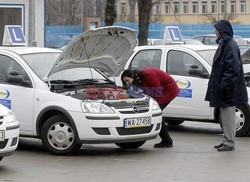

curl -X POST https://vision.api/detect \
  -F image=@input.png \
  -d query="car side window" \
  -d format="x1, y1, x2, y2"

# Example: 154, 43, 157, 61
204, 37, 217, 45
0, 54, 32, 87
129, 49, 162, 69
167, 50, 208, 78
194, 37, 203, 43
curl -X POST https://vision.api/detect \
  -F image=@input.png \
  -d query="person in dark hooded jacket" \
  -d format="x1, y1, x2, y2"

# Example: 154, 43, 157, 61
205, 20, 248, 151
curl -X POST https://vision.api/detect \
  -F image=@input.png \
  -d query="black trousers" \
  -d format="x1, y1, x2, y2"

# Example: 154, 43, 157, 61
159, 102, 173, 144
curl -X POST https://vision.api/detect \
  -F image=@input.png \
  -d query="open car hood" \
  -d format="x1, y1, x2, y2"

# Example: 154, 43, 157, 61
48, 26, 136, 77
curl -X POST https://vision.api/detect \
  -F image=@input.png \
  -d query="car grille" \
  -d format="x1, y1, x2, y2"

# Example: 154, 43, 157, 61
118, 107, 149, 114
105, 99, 149, 108
105, 99, 150, 114
0, 139, 8, 149
0, 116, 3, 125
116, 125, 153, 135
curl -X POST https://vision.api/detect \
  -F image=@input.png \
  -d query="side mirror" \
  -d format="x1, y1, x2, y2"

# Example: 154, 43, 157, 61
7, 70, 24, 84
188, 65, 209, 78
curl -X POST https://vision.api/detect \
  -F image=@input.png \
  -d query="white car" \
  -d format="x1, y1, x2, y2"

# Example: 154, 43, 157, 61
193, 34, 247, 45
0, 103, 19, 161
117, 44, 250, 137
0, 26, 162, 155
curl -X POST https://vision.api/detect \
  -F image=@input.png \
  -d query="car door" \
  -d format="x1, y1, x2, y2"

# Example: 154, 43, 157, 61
0, 54, 34, 131
164, 49, 213, 119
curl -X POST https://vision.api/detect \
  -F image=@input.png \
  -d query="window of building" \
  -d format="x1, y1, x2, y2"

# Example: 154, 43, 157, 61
155, 3, 161, 14
0, 5, 24, 45
202, 2, 207, 14
164, 2, 170, 14
211, 1, 217, 13
183, 2, 188, 14
192, 2, 198, 13
230, 1, 236, 13
219, 0, 224, 13
121, 3, 126, 15
240, 0, 246, 13
174, 2, 179, 14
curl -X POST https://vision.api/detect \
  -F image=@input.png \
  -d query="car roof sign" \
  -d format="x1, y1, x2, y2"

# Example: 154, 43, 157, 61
2, 25, 27, 46
163, 26, 183, 44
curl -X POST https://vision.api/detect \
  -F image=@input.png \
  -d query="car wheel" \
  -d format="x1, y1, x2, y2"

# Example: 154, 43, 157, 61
0, 157, 3, 161
41, 115, 81, 155
115, 141, 146, 149
165, 119, 184, 126
235, 104, 250, 137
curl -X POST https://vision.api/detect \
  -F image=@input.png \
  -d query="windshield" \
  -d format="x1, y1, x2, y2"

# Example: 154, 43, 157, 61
196, 50, 216, 66
49, 67, 108, 82
21, 52, 61, 79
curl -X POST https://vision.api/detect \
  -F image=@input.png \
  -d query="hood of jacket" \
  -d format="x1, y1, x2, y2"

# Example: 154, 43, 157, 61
214, 20, 234, 42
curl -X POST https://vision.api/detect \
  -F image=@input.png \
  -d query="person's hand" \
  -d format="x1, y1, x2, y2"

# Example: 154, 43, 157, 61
116, 90, 129, 99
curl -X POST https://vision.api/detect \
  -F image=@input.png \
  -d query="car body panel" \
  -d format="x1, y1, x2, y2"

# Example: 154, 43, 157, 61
50, 26, 137, 77
0, 104, 19, 159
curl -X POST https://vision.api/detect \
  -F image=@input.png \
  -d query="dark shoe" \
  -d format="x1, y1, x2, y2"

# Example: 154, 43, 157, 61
217, 144, 235, 152
154, 142, 173, 148
214, 143, 223, 149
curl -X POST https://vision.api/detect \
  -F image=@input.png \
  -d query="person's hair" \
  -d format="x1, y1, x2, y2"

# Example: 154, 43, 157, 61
121, 69, 143, 87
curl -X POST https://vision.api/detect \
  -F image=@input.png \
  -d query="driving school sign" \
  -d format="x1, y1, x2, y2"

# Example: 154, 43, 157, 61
163, 26, 183, 44
2, 25, 27, 46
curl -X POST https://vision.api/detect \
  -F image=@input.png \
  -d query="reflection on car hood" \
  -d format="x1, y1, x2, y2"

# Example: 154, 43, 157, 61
48, 26, 136, 77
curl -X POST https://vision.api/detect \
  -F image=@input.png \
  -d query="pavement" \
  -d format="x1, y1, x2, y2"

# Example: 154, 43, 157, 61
1, 121, 250, 182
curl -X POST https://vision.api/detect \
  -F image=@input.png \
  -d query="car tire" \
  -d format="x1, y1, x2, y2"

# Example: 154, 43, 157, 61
235, 104, 250, 137
115, 141, 146, 149
0, 157, 3, 161
41, 114, 81, 155
165, 119, 184, 126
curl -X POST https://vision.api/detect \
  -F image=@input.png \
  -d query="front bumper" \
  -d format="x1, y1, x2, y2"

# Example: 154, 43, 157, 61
70, 110, 162, 144
0, 123, 19, 157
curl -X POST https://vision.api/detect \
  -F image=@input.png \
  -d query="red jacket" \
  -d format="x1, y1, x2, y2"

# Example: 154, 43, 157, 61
140, 67, 180, 104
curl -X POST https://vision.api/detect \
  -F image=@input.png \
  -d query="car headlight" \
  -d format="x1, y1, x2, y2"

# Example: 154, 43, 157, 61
81, 102, 114, 114
152, 99, 160, 111
5, 110, 17, 123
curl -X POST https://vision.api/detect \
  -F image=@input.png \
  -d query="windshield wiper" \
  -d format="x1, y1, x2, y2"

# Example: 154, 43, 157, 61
48, 80, 75, 84
73, 78, 115, 84
73, 79, 99, 83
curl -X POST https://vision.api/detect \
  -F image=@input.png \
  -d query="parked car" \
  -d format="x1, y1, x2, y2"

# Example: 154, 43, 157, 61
115, 44, 250, 137
0, 26, 162, 155
0, 103, 19, 161
193, 34, 247, 46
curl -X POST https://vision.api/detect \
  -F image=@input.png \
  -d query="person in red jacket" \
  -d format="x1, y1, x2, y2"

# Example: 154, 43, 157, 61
121, 67, 180, 148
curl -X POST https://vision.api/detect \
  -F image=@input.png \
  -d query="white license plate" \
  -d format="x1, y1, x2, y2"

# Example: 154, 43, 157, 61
0, 130, 5, 141
124, 117, 151, 128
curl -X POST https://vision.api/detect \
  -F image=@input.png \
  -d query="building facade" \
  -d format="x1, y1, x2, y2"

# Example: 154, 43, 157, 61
116, 0, 250, 24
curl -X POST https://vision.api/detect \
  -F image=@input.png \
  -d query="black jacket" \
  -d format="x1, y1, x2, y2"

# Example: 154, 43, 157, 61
205, 20, 248, 107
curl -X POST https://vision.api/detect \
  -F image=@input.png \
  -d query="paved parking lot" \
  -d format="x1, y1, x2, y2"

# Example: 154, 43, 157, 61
1, 121, 250, 182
